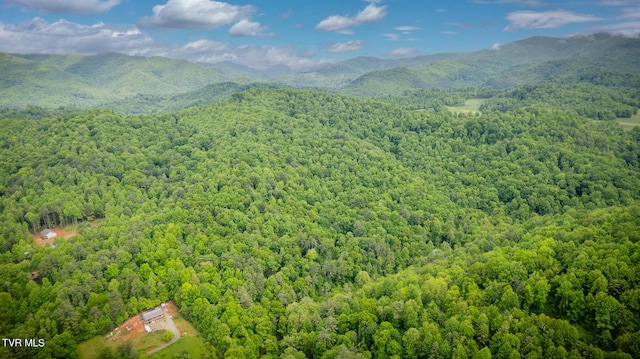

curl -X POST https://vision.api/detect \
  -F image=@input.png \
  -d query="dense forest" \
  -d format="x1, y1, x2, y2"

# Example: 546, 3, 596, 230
1, 85, 640, 358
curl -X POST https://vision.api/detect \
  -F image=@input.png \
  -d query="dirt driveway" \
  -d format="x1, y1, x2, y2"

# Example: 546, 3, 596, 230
145, 307, 180, 355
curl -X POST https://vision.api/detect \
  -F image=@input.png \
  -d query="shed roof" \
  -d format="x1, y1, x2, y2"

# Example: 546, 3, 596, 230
41, 229, 55, 236
141, 308, 164, 322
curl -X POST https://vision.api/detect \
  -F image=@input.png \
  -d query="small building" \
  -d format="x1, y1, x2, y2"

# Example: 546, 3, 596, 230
141, 307, 165, 324
41, 229, 57, 240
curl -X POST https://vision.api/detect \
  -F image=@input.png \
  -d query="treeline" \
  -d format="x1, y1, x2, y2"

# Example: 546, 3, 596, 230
0, 89, 639, 358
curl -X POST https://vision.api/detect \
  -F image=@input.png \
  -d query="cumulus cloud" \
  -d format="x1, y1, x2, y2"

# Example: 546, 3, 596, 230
316, 15, 355, 32
0, 17, 323, 70
327, 40, 364, 53
353, 4, 387, 23
229, 19, 272, 37
138, 0, 256, 29
0, 17, 156, 55
504, 10, 602, 31
4, 0, 120, 14
383, 47, 421, 59
316, 4, 387, 32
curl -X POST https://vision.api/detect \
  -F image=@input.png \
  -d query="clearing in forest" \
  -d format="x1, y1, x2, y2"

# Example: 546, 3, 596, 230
617, 109, 640, 130
33, 219, 102, 246
445, 98, 486, 114
78, 302, 213, 359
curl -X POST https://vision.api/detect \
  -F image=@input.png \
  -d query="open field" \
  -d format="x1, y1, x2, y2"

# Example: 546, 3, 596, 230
617, 110, 640, 130
446, 98, 487, 114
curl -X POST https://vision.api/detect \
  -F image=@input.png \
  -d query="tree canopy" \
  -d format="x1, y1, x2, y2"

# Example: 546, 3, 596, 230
1, 88, 639, 358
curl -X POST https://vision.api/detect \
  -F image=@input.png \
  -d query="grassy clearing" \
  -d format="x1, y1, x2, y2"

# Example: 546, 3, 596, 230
617, 110, 640, 130
79, 331, 169, 359
148, 336, 213, 359
146, 315, 214, 358
446, 98, 487, 114
78, 336, 107, 359
79, 311, 214, 359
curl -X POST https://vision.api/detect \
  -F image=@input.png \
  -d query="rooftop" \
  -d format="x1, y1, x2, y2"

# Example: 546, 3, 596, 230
141, 307, 164, 322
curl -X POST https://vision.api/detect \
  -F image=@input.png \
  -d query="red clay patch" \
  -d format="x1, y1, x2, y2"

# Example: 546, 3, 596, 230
33, 227, 76, 246
33, 220, 102, 246
108, 312, 146, 343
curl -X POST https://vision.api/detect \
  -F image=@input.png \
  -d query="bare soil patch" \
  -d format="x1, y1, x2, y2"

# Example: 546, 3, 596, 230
33, 226, 76, 246
33, 219, 103, 246
107, 312, 146, 343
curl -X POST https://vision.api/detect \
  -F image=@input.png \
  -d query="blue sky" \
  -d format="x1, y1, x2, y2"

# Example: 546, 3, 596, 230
0, 0, 639, 69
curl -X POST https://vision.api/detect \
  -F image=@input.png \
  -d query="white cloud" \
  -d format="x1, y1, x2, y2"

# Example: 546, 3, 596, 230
383, 47, 421, 59
0, 17, 156, 55
180, 39, 229, 53
442, 31, 457, 35
354, 4, 388, 23
395, 26, 420, 31
504, 10, 602, 31
492, 43, 503, 50
229, 19, 272, 37
4, 0, 120, 14
316, 15, 356, 32
382, 26, 420, 42
327, 40, 364, 53
337, 29, 355, 35
316, 4, 388, 32
138, 0, 256, 29
0, 17, 324, 70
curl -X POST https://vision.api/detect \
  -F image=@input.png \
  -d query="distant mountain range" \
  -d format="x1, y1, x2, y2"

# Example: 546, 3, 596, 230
1, 33, 639, 108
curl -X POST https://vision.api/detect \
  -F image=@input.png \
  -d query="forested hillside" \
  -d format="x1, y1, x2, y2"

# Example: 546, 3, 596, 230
1, 88, 640, 358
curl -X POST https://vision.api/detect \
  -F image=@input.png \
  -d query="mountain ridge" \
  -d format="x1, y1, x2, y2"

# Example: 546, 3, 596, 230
2, 32, 639, 107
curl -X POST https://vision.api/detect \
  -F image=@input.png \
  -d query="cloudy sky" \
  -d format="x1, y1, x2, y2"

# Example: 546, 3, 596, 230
0, 0, 639, 70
